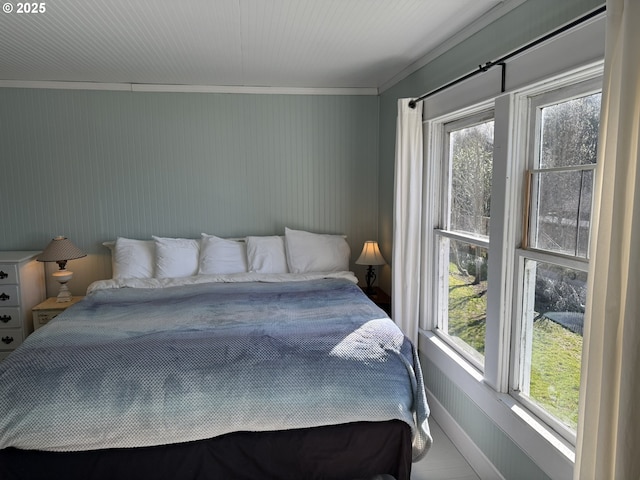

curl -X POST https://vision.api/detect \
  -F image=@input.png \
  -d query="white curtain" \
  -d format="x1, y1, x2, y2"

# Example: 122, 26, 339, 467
575, 0, 640, 478
392, 99, 423, 345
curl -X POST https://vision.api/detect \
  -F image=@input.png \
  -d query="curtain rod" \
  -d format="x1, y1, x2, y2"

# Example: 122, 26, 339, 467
408, 4, 606, 109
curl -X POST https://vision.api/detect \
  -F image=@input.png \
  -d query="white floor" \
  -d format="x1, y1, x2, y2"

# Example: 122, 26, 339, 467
411, 419, 480, 480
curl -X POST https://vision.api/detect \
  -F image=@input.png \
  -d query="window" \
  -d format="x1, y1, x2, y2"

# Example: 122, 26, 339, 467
526, 89, 600, 258
426, 70, 602, 445
512, 84, 601, 438
435, 112, 494, 369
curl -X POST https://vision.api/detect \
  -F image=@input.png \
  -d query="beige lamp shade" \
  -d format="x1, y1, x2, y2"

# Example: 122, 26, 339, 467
355, 241, 387, 266
37, 236, 86, 266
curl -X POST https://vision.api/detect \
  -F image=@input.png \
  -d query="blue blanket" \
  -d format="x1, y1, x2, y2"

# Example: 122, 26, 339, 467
0, 278, 431, 459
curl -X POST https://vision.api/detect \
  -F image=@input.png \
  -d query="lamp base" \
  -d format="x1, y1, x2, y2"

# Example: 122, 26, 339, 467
364, 265, 376, 295
52, 270, 74, 303
55, 285, 73, 303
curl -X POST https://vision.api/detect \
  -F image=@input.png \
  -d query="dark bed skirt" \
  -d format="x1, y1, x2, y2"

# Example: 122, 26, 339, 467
0, 420, 412, 480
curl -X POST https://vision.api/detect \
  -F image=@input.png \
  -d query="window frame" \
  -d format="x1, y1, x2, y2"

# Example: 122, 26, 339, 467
508, 77, 602, 443
424, 65, 603, 446
441, 110, 496, 239
434, 108, 495, 371
510, 249, 590, 443
523, 79, 602, 259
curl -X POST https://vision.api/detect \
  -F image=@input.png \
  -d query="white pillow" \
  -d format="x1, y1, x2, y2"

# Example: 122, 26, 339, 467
246, 236, 289, 274
112, 237, 155, 279
284, 227, 350, 273
199, 234, 248, 275
153, 236, 200, 278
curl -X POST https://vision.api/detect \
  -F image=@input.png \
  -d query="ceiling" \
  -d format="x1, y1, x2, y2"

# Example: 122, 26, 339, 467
0, 0, 515, 92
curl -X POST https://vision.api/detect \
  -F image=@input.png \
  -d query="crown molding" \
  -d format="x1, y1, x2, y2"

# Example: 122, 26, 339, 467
0, 80, 377, 96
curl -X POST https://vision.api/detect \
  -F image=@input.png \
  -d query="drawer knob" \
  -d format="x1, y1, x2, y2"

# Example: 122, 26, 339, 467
1, 336, 13, 345
0, 271, 7, 279
0, 315, 11, 323
0, 293, 9, 302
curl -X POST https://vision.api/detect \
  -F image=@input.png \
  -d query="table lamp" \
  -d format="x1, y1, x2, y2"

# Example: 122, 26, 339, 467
37, 236, 87, 302
355, 240, 387, 294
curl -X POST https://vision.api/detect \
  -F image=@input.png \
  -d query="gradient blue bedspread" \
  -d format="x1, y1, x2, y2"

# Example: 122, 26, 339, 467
0, 278, 431, 459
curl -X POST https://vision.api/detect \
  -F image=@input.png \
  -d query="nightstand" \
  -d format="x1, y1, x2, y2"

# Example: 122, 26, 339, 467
32, 296, 84, 330
362, 286, 391, 316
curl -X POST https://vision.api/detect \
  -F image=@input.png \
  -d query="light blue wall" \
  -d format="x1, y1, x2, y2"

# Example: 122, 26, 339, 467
379, 1, 604, 478
0, 89, 379, 291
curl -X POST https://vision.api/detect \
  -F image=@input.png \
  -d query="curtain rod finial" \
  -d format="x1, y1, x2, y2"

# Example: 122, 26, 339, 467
408, 99, 417, 109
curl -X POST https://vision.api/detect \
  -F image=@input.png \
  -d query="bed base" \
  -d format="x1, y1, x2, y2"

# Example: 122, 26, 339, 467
0, 420, 411, 480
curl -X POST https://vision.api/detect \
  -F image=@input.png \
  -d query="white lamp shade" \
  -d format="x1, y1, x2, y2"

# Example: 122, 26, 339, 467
355, 241, 386, 266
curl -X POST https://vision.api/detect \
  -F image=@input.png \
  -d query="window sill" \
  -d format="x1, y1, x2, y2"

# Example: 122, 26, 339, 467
418, 329, 575, 480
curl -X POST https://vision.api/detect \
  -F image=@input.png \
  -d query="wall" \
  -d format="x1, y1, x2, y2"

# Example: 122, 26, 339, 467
378, 0, 604, 478
0, 88, 379, 294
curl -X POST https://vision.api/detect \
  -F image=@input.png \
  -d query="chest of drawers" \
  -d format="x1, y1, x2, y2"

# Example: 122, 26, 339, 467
0, 251, 46, 361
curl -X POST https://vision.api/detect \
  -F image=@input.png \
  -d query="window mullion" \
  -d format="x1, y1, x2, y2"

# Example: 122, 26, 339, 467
484, 93, 518, 391
516, 248, 589, 271
434, 229, 489, 249
530, 164, 597, 174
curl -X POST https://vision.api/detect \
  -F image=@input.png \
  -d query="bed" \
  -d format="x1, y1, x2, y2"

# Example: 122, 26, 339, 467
0, 232, 432, 479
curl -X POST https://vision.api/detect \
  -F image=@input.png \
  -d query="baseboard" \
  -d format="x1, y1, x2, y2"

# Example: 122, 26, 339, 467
426, 388, 505, 480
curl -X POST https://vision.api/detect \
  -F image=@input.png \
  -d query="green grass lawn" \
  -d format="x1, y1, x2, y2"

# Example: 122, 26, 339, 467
529, 318, 582, 429
447, 268, 487, 356
447, 267, 582, 430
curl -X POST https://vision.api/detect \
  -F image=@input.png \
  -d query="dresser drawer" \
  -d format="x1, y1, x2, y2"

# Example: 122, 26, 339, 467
0, 285, 19, 306
0, 264, 18, 285
0, 307, 21, 328
0, 328, 23, 351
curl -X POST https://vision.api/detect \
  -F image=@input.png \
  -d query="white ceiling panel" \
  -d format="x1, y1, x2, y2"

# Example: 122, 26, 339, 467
0, 0, 510, 90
